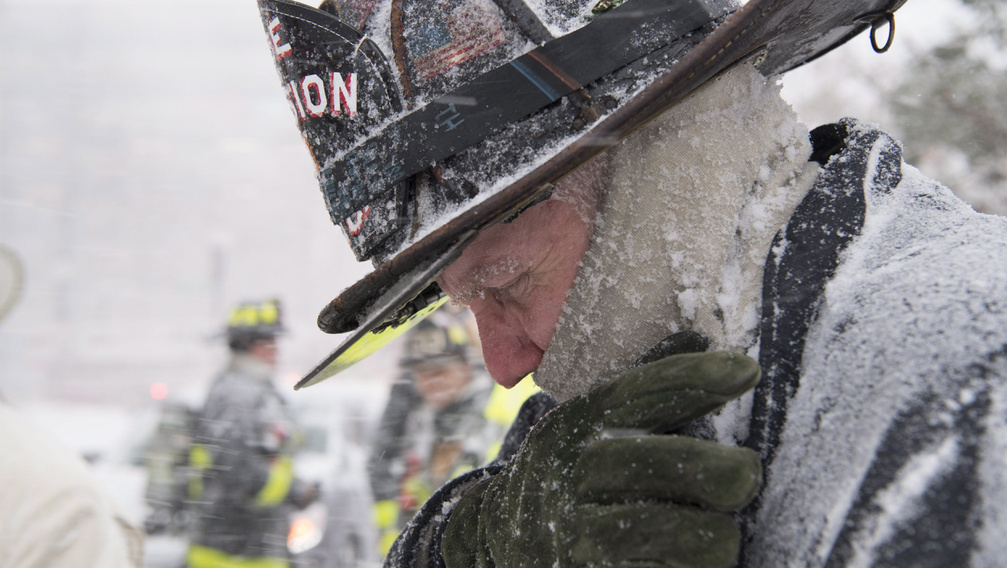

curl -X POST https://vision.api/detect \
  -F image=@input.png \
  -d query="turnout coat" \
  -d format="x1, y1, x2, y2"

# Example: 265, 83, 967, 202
187, 355, 301, 565
386, 120, 1007, 568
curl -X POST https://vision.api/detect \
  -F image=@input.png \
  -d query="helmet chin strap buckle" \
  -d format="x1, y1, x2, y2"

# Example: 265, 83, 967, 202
871, 12, 896, 53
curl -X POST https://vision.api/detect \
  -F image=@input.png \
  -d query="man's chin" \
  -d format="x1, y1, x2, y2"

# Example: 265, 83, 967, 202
477, 328, 547, 388
490, 373, 527, 389
485, 355, 540, 389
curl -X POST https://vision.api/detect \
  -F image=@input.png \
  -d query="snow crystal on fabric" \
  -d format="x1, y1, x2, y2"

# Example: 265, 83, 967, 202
748, 150, 1007, 566
535, 62, 817, 402
523, 0, 595, 37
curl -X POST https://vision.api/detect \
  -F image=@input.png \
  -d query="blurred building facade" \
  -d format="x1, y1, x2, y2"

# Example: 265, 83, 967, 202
0, 0, 376, 404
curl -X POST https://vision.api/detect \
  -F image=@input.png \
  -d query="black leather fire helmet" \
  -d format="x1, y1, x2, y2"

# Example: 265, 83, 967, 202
256, 0, 906, 388
226, 298, 286, 353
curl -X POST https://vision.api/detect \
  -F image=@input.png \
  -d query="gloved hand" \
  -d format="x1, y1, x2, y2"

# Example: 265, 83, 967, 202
442, 352, 762, 568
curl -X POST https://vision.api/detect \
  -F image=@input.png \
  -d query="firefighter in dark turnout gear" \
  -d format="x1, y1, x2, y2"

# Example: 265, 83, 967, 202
186, 299, 316, 568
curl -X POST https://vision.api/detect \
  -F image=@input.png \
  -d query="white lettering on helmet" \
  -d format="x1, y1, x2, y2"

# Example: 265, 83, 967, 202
301, 74, 328, 117
289, 73, 359, 122
345, 206, 371, 236
287, 80, 307, 120
331, 72, 358, 117
268, 17, 293, 61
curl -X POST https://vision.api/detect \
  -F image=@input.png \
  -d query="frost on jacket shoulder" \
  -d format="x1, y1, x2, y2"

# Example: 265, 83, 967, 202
747, 118, 1007, 567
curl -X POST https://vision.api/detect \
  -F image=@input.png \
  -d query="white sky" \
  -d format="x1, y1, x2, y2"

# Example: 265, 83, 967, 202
783, 0, 977, 127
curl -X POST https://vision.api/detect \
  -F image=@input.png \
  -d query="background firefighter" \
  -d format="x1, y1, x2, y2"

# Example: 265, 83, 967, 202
186, 299, 317, 568
368, 310, 538, 556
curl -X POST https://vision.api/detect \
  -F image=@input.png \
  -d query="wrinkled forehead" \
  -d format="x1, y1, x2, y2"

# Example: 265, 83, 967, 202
457, 152, 609, 259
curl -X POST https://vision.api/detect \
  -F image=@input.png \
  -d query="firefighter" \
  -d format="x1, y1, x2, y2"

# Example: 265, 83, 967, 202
186, 299, 316, 568
368, 312, 537, 556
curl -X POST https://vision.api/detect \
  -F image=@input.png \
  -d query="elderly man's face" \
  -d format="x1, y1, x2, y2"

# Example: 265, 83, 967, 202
437, 160, 605, 387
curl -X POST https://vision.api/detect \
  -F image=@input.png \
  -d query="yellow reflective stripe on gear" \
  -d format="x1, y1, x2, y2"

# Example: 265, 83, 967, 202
450, 463, 474, 479
229, 305, 257, 327
446, 322, 468, 346
188, 444, 213, 499
374, 499, 399, 529
485, 440, 504, 463
228, 299, 279, 328
402, 476, 433, 506
378, 528, 399, 556
374, 500, 401, 555
187, 544, 289, 568
259, 301, 279, 324
483, 378, 540, 426
190, 444, 213, 468
483, 379, 541, 462
301, 296, 449, 387
226, 300, 277, 326
189, 477, 204, 500
255, 456, 294, 506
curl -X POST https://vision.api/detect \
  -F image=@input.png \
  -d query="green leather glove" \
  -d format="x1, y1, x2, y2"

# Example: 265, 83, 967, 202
442, 352, 762, 568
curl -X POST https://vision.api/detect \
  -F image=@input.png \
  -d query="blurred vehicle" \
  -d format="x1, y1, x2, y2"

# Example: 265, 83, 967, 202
286, 381, 384, 568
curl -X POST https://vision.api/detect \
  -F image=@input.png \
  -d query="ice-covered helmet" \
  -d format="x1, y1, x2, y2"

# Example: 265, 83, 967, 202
256, 0, 906, 388
226, 298, 286, 352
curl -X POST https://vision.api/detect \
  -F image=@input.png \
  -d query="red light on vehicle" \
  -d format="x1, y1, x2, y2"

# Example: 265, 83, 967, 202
288, 516, 322, 553
150, 382, 169, 400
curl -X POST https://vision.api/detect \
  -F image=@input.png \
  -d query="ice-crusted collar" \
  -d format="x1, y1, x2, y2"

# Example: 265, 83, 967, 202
534, 62, 819, 403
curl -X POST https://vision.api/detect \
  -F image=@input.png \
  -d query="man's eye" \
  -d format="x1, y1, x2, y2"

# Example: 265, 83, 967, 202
492, 273, 530, 304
